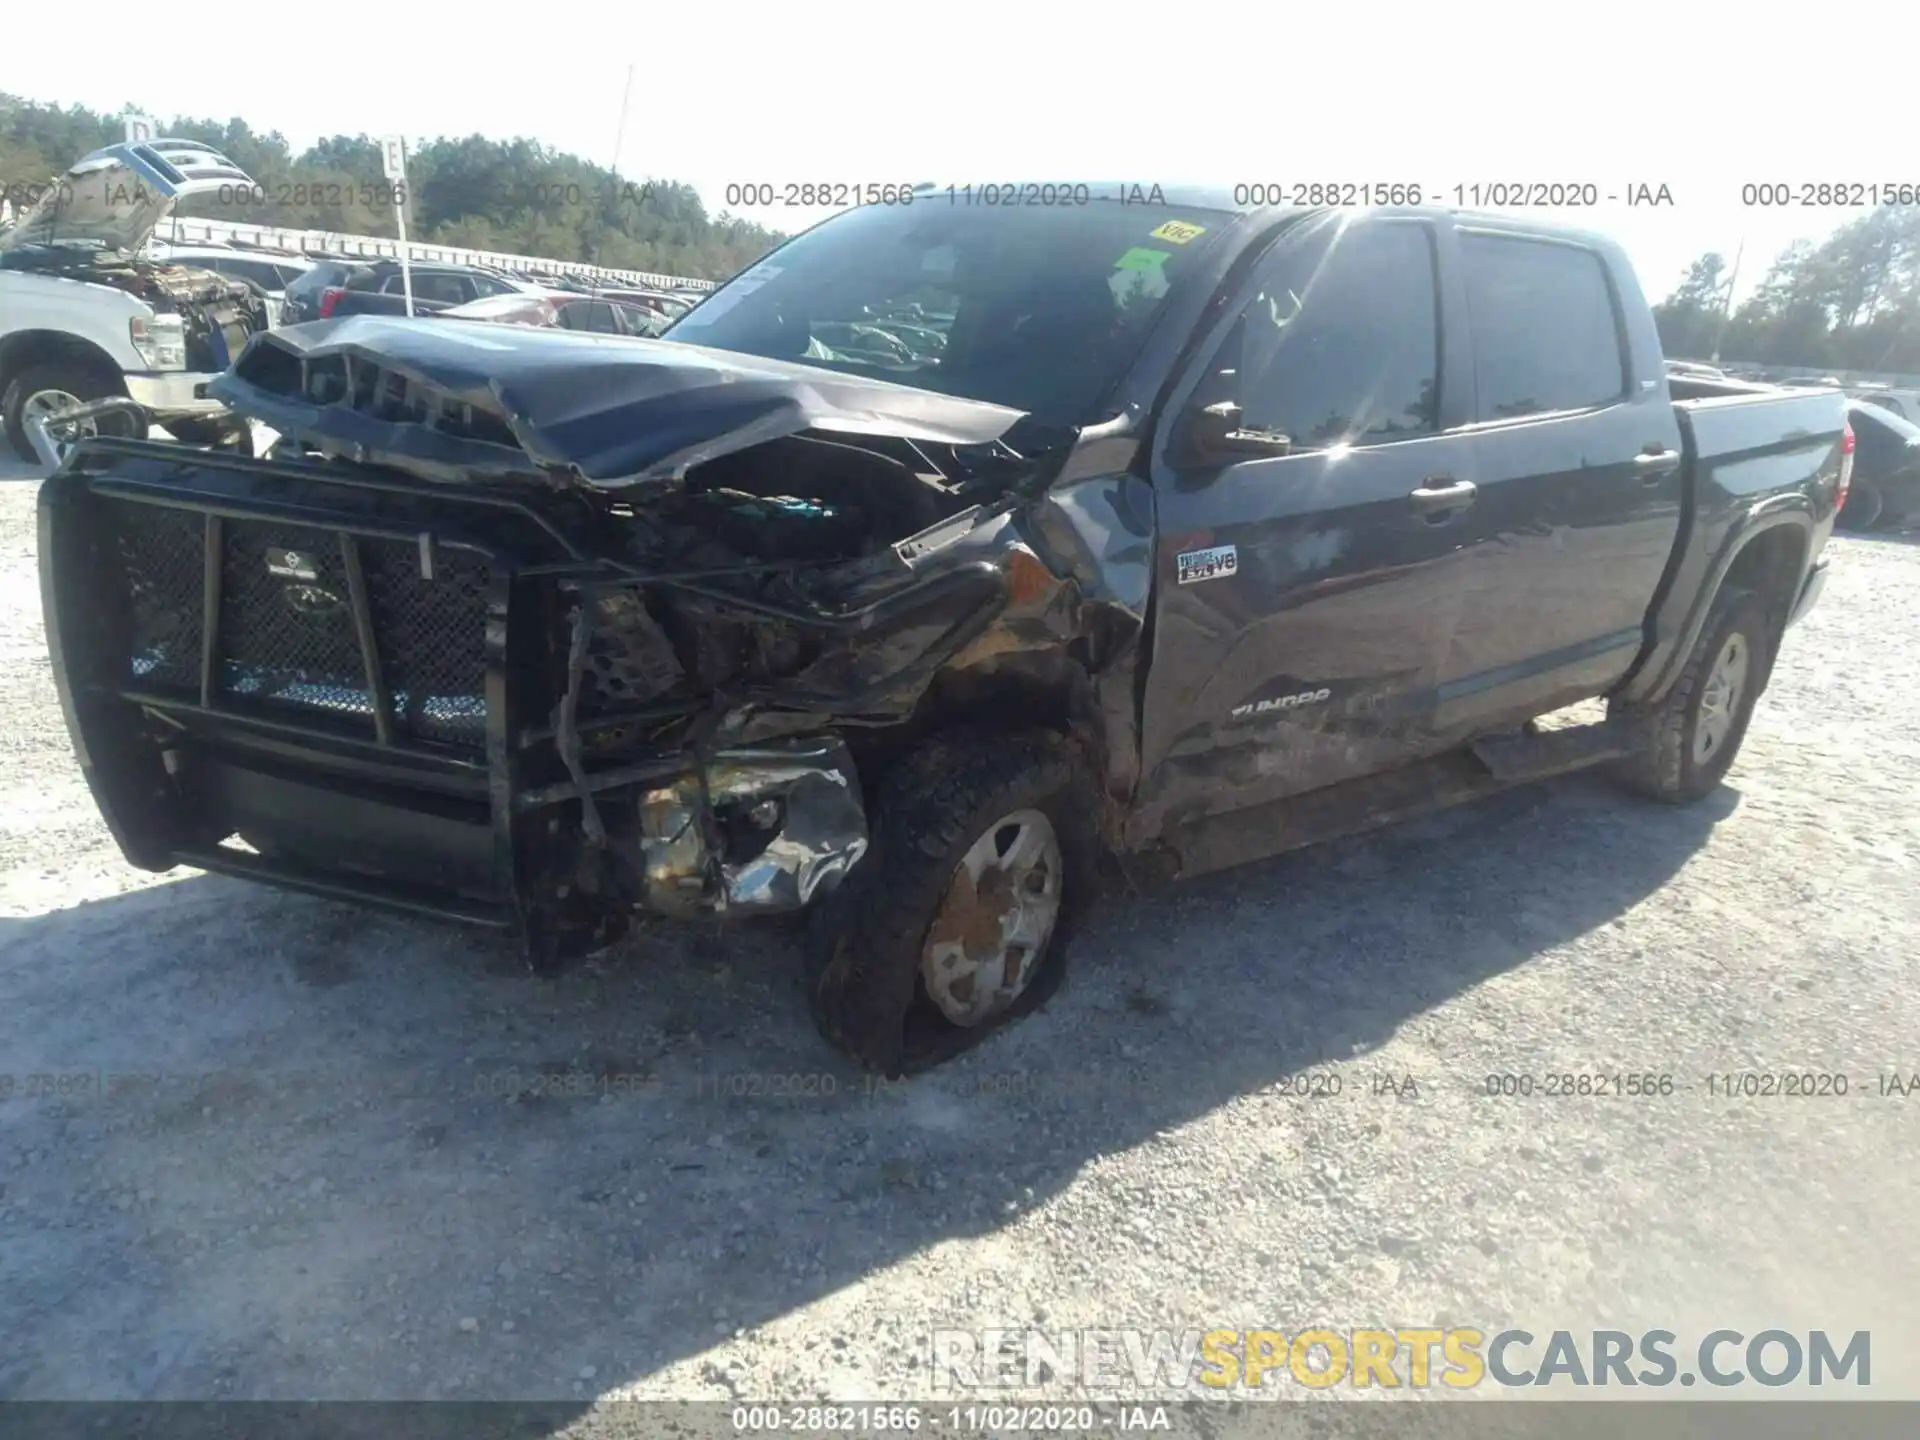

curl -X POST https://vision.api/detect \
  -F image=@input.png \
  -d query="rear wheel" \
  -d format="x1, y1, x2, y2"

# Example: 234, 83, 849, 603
1610, 586, 1772, 803
2, 361, 135, 463
805, 730, 1098, 1075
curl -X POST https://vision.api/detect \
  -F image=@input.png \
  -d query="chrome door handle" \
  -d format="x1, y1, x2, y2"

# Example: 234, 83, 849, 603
1635, 448, 1681, 482
1409, 478, 1478, 515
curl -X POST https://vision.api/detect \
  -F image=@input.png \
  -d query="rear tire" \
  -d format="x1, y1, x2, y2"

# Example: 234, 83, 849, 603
805, 729, 1099, 1075
2, 360, 133, 462
1610, 586, 1772, 804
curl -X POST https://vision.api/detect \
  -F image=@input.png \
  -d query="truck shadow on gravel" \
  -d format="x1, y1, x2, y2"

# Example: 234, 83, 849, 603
0, 771, 1734, 1404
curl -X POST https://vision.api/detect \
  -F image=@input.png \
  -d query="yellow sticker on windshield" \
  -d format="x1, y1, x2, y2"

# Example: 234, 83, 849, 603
1150, 220, 1207, 244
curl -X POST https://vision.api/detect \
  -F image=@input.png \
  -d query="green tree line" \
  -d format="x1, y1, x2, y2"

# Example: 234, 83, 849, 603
0, 94, 786, 281
1654, 205, 1920, 372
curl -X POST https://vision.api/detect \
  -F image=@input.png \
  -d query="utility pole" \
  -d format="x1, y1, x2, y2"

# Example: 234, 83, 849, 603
1709, 237, 1744, 364
609, 63, 635, 181
592, 64, 636, 283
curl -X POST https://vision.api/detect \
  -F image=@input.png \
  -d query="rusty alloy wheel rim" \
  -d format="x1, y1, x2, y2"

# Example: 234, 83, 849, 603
919, 807, 1064, 1027
1693, 632, 1751, 766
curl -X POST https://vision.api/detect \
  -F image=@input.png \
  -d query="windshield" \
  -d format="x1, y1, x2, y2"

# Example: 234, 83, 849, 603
664, 199, 1233, 424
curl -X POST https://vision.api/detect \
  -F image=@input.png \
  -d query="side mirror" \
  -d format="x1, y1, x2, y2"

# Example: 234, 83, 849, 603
1179, 401, 1293, 464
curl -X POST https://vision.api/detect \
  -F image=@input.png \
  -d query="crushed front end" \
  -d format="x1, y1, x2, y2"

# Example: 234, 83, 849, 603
35, 323, 1103, 963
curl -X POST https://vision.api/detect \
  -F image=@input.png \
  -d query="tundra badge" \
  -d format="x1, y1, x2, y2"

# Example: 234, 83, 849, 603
1232, 688, 1332, 719
1176, 544, 1237, 585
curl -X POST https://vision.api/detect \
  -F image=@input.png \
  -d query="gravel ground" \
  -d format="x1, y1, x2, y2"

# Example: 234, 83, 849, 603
2, 448, 1917, 1411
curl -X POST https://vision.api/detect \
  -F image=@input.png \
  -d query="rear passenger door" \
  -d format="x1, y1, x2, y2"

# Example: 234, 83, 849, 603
1137, 213, 1482, 828
1436, 229, 1686, 738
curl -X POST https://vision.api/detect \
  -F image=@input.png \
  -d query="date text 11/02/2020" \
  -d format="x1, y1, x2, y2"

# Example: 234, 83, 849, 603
1483, 1072, 1920, 1098
716, 181, 1679, 208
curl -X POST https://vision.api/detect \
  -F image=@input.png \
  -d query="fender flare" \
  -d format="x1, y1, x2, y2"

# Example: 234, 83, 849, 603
1634, 505, 1816, 706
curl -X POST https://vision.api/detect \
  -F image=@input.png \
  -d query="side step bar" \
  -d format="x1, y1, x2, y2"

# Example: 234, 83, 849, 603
1163, 715, 1632, 881
1468, 714, 1635, 784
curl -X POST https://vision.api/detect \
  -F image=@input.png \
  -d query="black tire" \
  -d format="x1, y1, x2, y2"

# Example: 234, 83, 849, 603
164, 417, 234, 447
1836, 479, 1884, 532
805, 729, 1099, 1075
2, 360, 132, 462
1610, 586, 1772, 804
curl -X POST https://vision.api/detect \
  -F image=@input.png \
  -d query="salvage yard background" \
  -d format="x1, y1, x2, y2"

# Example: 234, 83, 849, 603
1, 446, 1917, 1402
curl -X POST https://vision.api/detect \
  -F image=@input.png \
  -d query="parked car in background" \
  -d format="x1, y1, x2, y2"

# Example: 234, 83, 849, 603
1848, 384, 1920, 425
38, 195, 1845, 1073
592, 287, 695, 321
277, 258, 369, 326
277, 260, 546, 323
435, 291, 668, 335
1776, 375, 1843, 388
1839, 398, 1920, 530
148, 243, 313, 326
0, 138, 269, 461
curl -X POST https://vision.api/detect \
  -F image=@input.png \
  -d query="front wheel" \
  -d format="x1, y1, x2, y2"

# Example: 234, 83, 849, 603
1610, 586, 1772, 803
805, 730, 1099, 1075
2, 361, 134, 463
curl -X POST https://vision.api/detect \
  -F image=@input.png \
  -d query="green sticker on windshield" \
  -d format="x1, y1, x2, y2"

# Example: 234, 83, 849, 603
1115, 246, 1171, 273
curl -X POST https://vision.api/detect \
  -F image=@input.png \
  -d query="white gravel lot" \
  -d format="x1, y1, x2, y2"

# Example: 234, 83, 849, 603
1, 447, 1917, 1413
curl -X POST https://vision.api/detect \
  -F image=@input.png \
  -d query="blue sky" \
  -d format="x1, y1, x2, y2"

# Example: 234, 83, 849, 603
6, 0, 1903, 304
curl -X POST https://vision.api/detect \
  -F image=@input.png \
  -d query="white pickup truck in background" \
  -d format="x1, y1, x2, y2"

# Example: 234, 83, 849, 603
0, 138, 270, 460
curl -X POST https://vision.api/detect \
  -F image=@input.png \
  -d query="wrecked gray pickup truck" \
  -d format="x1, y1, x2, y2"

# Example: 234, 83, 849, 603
38, 193, 1844, 1072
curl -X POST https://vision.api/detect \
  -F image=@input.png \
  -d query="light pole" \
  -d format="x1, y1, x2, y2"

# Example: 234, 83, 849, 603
1709, 237, 1744, 364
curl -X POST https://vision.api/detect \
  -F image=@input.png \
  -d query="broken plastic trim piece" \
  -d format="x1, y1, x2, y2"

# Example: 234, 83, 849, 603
638, 738, 868, 917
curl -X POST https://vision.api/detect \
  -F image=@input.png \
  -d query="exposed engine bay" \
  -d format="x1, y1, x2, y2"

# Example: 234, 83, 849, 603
0, 246, 268, 371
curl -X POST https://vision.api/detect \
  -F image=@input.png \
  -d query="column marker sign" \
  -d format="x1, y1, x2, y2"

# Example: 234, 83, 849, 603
381, 135, 415, 317
124, 115, 156, 145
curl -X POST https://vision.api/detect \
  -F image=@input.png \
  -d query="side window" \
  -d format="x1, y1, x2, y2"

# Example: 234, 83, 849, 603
1460, 234, 1625, 420
408, 272, 471, 305
1227, 220, 1440, 450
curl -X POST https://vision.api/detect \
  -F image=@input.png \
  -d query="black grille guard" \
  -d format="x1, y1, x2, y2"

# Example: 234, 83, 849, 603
36, 438, 596, 939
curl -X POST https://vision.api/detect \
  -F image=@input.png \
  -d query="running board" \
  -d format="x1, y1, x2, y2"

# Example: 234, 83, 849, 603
1162, 719, 1632, 882
1468, 715, 1635, 784
1164, 751, 1510, 880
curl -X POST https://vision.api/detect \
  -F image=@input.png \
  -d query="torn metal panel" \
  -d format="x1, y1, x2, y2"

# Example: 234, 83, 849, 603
637, 738, 869, 916
210, 317, 1028, 489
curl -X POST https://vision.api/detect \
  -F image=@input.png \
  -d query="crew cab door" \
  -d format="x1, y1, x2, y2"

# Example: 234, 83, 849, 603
1135, 212, 1480, 832
1434, 228, 1686, 737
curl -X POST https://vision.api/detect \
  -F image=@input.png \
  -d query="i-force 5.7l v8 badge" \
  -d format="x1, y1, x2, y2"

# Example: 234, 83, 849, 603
1176, 544, 1237, 585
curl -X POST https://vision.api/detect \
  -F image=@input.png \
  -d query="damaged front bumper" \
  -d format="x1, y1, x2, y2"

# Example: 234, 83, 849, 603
35, 438, 900, 960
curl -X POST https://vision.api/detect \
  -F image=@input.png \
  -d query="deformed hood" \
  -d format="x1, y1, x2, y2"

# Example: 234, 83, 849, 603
210, 315, 1029, 487
0, 139, 254, 256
